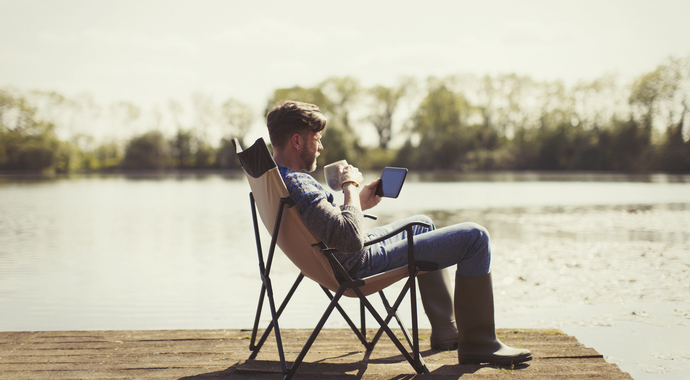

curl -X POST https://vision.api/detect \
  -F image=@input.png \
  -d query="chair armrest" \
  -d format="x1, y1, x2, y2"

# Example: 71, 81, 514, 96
364, 221, 432, 277
363, 222, 431, 246
320, 246, 365, 285
322, 220, 433, 283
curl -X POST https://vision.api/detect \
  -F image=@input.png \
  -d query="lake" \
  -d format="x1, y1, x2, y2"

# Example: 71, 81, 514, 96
1, 171, 689, 331
1, 171, 689, 379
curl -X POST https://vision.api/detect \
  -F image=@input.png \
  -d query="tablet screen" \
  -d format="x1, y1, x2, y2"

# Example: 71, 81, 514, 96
377, 167, 408, 198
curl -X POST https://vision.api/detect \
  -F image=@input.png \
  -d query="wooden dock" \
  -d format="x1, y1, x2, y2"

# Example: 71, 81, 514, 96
0, 328, 631, 379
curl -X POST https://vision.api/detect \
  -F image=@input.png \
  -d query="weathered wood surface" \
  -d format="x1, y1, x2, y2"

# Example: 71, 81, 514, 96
0, 328, 632, 379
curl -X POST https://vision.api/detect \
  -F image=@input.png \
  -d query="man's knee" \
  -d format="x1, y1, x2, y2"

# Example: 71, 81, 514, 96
457, 223, 491, 277
464, 222, 489, 243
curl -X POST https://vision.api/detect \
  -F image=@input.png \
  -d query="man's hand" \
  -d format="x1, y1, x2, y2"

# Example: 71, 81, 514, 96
338, 164, 364, 209
337, 164, 364, 186
359, 179, 381, 211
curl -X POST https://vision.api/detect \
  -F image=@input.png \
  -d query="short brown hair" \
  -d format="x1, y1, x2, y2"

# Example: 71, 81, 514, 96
266, 100, 327, 148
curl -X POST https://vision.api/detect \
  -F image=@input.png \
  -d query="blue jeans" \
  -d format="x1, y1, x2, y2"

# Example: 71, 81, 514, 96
358, 215, 491, 278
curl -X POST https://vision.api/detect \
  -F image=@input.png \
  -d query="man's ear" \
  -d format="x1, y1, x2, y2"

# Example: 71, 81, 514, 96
290, 133, 302, 151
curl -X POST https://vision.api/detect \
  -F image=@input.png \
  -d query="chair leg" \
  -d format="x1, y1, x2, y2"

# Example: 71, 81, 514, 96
367, 275, 426, 373
249, 283, 266, 351
360, 299, 367, 341
286, 280, 429, 379
263, 274, 287, 374
321, 286, 372, 350
352, 286, 429, 374
255, 279, 430, 379
285, 286, 348, 380
248, 273, 304, 365
381, 290, 416, 351
370, 276, 413, 348
409, 270, 423, 370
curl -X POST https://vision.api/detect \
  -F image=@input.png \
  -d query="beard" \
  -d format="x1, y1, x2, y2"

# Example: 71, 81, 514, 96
300, 148, 318, 173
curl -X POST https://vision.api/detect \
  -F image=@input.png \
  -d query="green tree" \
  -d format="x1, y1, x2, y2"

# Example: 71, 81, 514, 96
216, 137, 242, 169
488, 73, 537, 137
123, 131, 172, 170
572, 74, 623, 130
609, 118, 650, 171
94, 141, 123, 170
170, 129, 198, 169
221, 98, 254, 147
193, 140, 215, 168
0, 89, 61, 171
509, 126, 540, 170
405, 82, 471, 169
317, 77, 363, 165
658, 108, 690, 172
367, 79, 412, 149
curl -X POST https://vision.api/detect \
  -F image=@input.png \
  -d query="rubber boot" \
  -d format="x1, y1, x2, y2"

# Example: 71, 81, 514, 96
418, 268, 459, 351
455, 272, 532, 365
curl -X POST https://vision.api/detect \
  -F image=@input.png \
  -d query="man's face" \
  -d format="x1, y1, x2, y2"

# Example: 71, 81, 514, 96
299, 130, 324, 173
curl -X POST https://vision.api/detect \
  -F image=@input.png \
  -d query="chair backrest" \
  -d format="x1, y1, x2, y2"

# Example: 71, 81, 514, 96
233, 138, 342, 292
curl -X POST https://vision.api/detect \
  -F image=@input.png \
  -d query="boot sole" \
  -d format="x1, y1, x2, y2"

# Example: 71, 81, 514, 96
458, 353, 533, 366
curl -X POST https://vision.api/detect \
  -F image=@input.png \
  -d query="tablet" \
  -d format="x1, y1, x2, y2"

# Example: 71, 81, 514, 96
376, 167, 408, 198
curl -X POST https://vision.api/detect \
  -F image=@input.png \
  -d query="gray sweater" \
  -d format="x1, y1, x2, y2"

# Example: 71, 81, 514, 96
278, 165, 367, 279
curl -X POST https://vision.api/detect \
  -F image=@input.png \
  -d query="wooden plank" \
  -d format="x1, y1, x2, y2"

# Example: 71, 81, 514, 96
0, 329, 632, 379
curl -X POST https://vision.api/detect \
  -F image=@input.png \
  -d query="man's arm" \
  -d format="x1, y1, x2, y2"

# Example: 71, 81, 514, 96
342, 181, 361, 209
301, 196, 365, 253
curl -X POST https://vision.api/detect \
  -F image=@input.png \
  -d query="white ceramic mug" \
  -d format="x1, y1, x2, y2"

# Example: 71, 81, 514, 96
323, 159, 348, 191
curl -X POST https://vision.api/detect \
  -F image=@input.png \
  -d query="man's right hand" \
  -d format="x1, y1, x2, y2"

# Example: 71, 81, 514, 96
337, 164, 364, 187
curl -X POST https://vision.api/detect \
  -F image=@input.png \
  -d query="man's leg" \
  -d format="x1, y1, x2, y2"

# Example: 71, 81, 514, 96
418, 268, 458, 351
362, 216, 459, 351
362, 220, 532, 364
455, 272, 532, 365
359, 215, 437, 277
361, 220, 491, 277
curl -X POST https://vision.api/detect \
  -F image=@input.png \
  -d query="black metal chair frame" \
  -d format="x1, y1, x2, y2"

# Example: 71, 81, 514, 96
245, 191, 437, 379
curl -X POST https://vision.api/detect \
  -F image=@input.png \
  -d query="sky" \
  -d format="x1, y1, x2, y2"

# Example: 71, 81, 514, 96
1, 0, 689, 141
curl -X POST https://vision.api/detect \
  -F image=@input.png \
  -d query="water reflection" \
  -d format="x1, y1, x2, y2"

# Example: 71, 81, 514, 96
419, 203, 690, 245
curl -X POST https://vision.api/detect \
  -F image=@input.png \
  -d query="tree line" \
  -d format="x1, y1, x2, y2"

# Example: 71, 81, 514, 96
1, 55, 689, 174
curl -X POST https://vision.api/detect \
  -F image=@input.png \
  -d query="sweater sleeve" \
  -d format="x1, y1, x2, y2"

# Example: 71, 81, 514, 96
301, 199, 365, 253
279, 166, 365, 254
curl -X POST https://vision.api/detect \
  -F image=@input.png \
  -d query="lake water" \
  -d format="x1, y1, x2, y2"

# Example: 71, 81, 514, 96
2, 171, 690, 379
1, 170, 687, 331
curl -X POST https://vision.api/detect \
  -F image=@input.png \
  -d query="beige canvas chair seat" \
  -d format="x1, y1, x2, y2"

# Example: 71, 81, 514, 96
234, 138, 434, 379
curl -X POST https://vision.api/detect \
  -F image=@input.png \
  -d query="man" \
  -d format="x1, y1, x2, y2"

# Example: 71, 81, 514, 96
267, 100, 532, 365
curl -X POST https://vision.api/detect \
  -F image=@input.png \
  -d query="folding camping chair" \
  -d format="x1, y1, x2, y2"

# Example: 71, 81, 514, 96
233, 138, 437, 379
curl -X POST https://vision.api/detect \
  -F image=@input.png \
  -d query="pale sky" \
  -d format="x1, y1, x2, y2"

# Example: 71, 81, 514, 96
1, 0, 689, 140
